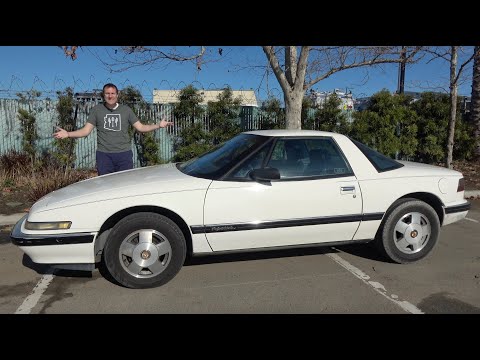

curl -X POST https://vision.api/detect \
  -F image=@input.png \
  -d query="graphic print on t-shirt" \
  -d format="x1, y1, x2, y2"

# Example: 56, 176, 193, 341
104, 114, 121, 131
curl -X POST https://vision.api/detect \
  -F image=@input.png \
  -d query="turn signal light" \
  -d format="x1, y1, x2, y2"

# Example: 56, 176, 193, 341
25, 221, 72, 230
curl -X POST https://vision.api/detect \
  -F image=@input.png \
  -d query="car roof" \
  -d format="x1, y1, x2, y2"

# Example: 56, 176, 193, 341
244, 129, 341, 137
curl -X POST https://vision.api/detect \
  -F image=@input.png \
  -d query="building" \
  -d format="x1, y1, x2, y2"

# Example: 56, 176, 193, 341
308, 89, 355, 122
353, 97, 370, 111
74, 90, 103, 103
153, 89, 258, 107
308, 89, 354, 111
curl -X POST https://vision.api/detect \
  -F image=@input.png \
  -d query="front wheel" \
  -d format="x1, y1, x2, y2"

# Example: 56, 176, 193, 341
377, 199, 440, 264
104, 212, 186, 289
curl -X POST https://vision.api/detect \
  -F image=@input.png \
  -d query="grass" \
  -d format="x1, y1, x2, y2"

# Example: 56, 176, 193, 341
0, 150, 96, 204
24, 168, 96, 202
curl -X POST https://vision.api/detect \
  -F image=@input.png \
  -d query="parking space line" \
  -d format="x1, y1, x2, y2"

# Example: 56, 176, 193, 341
465, 217, 479, 223
15, 268, 55, 314
327, 251, 424, 314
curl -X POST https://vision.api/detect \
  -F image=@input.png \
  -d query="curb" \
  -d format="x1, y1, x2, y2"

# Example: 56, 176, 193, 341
0, 213, 27, 226
465, 190, 480, 199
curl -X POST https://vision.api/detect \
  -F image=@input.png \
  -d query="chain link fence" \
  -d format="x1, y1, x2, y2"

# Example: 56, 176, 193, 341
0, 98, 279, 169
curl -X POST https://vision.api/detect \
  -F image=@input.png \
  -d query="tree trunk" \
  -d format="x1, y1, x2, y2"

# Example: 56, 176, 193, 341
284, 93, 303, 129
285, 47, 297, 85
471, 46, 480, 159
446, 46, 458, 169
262, 46, 310, 130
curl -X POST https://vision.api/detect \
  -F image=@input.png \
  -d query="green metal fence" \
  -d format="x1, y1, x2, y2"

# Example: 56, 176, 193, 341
0, 99, 273, 169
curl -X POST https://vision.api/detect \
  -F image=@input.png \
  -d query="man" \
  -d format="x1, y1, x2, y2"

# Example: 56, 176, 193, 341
54, 83, 173, 175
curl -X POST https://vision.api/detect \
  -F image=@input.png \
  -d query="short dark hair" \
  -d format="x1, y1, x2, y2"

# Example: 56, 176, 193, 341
103, 83, 118, 94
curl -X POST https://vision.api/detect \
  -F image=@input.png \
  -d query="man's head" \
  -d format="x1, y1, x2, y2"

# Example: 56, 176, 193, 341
102, 83, 119, 108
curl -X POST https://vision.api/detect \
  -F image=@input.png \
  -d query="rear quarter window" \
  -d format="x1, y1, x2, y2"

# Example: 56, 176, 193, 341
350, 138, 403, 172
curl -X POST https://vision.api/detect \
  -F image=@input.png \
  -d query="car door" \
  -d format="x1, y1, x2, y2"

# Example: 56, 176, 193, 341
203, 136, 362, 252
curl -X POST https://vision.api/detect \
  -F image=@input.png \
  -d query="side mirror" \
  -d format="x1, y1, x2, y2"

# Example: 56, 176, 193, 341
249, 167, 280, 182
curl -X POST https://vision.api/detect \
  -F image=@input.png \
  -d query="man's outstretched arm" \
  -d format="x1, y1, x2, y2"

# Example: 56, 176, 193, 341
53, 123, 94, 139
133, 119, 173, 133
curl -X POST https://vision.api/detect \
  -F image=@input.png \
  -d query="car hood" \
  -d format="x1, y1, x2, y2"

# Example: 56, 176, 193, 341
31, 163, 212, 211
393, 160, 463, 177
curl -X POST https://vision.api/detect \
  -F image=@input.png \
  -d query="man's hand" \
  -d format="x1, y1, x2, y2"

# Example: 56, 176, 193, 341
158, 119, 174, 128
53, 126, 68, 139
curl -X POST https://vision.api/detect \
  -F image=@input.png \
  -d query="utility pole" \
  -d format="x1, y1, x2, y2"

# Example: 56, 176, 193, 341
397, 46, 406, 94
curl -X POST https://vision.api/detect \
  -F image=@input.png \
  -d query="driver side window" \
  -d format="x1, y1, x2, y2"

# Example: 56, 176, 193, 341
267, 139, 309, 178
229, 147, 269, 179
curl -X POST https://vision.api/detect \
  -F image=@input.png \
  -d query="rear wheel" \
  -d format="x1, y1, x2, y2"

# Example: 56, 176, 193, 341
104, 212, 186, 289
377, 199, 440, 264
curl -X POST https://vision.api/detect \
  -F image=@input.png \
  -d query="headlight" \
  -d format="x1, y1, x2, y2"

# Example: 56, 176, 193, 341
24, 221, 72, 230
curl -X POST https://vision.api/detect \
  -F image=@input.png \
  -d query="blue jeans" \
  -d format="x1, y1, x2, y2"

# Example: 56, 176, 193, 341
96, 150, 133, 175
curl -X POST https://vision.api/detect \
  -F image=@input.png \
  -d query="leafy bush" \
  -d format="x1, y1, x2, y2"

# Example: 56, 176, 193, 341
16, 90, 41, 161
412, 92, 476, 162
53, 87, 76, 169
351, 90, 418, 158
121, 86, 161, 166
259, 97, 286, 129
303, 94, 350, 134
206, 87, 242, 146
173, 122, 211, 162
173, 86, 242, 162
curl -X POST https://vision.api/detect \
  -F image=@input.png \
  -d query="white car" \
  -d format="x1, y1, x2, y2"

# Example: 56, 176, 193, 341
11, 130, 470, 289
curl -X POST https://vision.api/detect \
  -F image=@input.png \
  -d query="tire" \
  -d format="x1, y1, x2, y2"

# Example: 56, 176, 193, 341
104, 212, 186, 289
377, 199, 440, 264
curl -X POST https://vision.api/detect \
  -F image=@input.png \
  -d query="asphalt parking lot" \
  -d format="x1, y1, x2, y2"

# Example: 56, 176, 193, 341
1, 201, 479, 314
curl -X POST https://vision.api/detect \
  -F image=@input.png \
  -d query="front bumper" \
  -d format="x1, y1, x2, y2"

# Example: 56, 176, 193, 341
10, 215, 97, 268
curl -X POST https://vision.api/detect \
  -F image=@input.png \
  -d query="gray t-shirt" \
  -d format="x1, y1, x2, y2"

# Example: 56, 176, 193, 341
87, 103, 138, 153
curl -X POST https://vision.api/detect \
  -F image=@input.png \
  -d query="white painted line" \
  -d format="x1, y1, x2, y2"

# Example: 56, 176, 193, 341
327, 252, 424, 314
465, 217, 479, 223
15, 269, 55, 314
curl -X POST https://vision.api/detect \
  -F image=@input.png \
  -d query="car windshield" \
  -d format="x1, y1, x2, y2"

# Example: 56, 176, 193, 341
178, 134, 271, 180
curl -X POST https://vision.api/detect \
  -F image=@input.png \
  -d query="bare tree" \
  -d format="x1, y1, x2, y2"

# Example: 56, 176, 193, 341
61, 46, 207, 71
426, 46, 477, 168
63, 45, 422, 130
448, 46, 460, 169
62, 46, 79, 60
471, 46, 480, 159
262, 46, 423, 129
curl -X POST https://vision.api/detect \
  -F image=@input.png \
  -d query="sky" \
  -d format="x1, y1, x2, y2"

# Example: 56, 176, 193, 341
0, 46, 475, 104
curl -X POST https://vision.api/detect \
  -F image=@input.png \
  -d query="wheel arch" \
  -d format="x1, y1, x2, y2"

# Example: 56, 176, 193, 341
397, 192, 444, 225
94, 206, 193, 260
375, 192, 445, 240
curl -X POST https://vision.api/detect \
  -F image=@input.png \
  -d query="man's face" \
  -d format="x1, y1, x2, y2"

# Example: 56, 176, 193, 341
103, 87, 118, 106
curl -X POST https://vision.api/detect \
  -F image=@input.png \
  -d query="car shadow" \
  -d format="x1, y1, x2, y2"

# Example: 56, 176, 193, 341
185, 246, 332, 266
184, 242, 387, 266
20, 242, 388, 286
22, 254, 93, 278
333, 243, 388, 262
0, 231, 13, 245
22, 254, 52, 274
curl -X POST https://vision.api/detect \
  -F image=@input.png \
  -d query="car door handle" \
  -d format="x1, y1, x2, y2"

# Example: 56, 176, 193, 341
340, 186, 356, 194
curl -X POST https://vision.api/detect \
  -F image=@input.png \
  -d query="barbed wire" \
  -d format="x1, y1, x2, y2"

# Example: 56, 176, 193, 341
2, 75, 427, 105
0, 76, 289, 104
